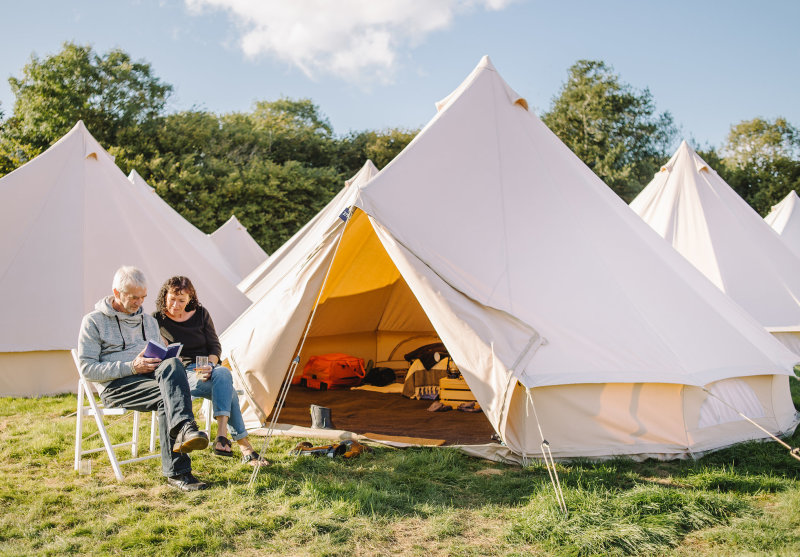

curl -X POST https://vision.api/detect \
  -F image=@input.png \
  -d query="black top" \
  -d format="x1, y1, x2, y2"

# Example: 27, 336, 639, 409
153, 305, 222, 366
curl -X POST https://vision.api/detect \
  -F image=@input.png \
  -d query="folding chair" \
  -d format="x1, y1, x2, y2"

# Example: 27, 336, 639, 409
72, 349, 160, 480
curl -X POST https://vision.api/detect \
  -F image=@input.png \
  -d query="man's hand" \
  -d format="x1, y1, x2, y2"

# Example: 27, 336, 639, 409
132, 349, 161, 375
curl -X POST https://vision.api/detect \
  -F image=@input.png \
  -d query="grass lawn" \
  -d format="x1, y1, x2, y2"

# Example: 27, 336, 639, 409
1, 380, 799, 557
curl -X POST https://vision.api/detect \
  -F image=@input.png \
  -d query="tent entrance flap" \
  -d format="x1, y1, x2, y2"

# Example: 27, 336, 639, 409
269, 208, 497, 445
294, 207, 439, 369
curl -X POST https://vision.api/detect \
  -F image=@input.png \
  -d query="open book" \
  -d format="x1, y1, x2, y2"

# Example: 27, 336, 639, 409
143, 339, 183, 360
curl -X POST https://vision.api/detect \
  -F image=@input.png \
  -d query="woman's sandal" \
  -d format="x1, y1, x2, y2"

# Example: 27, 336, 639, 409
242, 451, 269, 466
213, 436, 235, 457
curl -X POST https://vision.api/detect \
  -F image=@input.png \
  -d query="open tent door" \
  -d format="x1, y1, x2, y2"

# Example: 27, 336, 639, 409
297, 208, 438, 366
231, 208, 499, 446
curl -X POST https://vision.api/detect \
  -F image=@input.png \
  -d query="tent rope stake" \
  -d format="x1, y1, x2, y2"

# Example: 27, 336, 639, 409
249, 210, 354, 487
702, 388, 800, 463
525, 386, 568, 515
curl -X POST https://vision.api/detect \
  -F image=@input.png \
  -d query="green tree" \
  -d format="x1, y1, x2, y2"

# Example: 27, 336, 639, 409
718, 117, 800, 215
542, 60, 677, 201
0, 43, 415, 252
1, 42, 172, 165
128, 108, 344, 252
0, 103, 13, 176
250, 98, 334, 166
336, 128, 417, 172
722, 117, 799, 169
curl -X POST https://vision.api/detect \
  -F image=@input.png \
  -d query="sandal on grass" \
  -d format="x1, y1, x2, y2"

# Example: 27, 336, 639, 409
213, 435, 235, 457
242, 451, 269, 466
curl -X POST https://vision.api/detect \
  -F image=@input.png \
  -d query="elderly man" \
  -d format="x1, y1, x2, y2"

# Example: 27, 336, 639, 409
78, 266, 209, 491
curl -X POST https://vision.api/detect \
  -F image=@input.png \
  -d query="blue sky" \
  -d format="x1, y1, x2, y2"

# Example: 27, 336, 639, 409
1, 0, 798, 150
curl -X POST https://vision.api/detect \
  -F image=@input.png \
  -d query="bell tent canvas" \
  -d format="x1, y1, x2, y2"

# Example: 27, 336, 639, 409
0, 121, 252, 396
221, 57, 799, 461
630, 141, 800, 356
210, 215, 269, 283
764, 190, 800, 259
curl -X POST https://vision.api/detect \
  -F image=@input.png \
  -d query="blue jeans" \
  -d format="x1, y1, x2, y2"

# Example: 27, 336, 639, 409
101, 357, 194, 477
186, 364, 248, 441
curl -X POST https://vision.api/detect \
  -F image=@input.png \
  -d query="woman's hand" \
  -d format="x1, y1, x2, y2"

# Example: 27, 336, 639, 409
196, 364, 213, 382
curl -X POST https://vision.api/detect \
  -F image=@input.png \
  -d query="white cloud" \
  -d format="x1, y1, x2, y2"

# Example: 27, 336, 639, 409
185, 0, 514, 84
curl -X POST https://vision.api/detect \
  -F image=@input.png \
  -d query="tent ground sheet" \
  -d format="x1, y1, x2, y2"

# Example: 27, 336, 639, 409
267, 385, 498, 446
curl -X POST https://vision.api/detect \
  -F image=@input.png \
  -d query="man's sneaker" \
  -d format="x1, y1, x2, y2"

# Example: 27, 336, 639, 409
172, 420, 209, 453
166, 472, 208, 491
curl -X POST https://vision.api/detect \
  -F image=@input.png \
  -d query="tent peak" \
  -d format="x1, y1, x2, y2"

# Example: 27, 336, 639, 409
345, 160, 379, 189
128, 168, 156, 193
435, 55, 528, 114
660, 140, 710, 174
66, 120, 116, 164
220, 214, 249, 231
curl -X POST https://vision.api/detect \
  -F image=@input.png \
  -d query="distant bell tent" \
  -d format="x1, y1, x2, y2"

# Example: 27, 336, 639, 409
0, 122, 251, 396
630, 141, 800, 357
210, 215, 269, 284
220, 57, 799, 463
764, 190, 800, 259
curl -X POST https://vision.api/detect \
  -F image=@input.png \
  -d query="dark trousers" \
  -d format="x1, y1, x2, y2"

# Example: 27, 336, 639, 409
101, 358, 195, 477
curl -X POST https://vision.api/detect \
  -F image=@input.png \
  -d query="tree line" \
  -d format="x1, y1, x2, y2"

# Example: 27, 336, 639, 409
1, 43, 798, 252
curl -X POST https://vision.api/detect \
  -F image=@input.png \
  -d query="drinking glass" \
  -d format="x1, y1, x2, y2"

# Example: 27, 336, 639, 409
196, 356, 209, 370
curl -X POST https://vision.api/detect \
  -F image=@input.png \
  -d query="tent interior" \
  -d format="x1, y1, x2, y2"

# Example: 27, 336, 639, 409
261, 207, 499, 445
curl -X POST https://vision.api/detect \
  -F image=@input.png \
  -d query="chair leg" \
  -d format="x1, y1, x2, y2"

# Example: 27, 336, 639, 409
203, 398, 212, 437
149, 412, 158, 453
74, 380, 85, 472
83, 384, 125, 481
131, 411, 140, 458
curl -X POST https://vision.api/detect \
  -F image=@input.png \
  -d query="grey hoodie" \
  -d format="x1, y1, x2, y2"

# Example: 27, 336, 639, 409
77, 296, 162, 391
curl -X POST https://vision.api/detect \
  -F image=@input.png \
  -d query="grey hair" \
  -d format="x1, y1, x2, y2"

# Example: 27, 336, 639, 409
112, 266, 147, 292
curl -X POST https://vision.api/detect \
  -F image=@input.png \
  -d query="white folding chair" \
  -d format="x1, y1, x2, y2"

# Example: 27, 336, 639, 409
72, 349, 160, 480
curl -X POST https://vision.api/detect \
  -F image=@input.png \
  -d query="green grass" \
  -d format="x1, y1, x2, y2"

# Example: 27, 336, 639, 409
0, 380, 798, 556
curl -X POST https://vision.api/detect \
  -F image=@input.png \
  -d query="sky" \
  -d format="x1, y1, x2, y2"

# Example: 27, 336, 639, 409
1, 0, 798, 150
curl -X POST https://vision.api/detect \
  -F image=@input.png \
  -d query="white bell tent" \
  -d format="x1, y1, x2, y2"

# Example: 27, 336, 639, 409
0, 122, 251, 396
210, 215, 268, 282
630, 141, 800, 356
764, 190, 800, 259
221, 58, 799, 460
